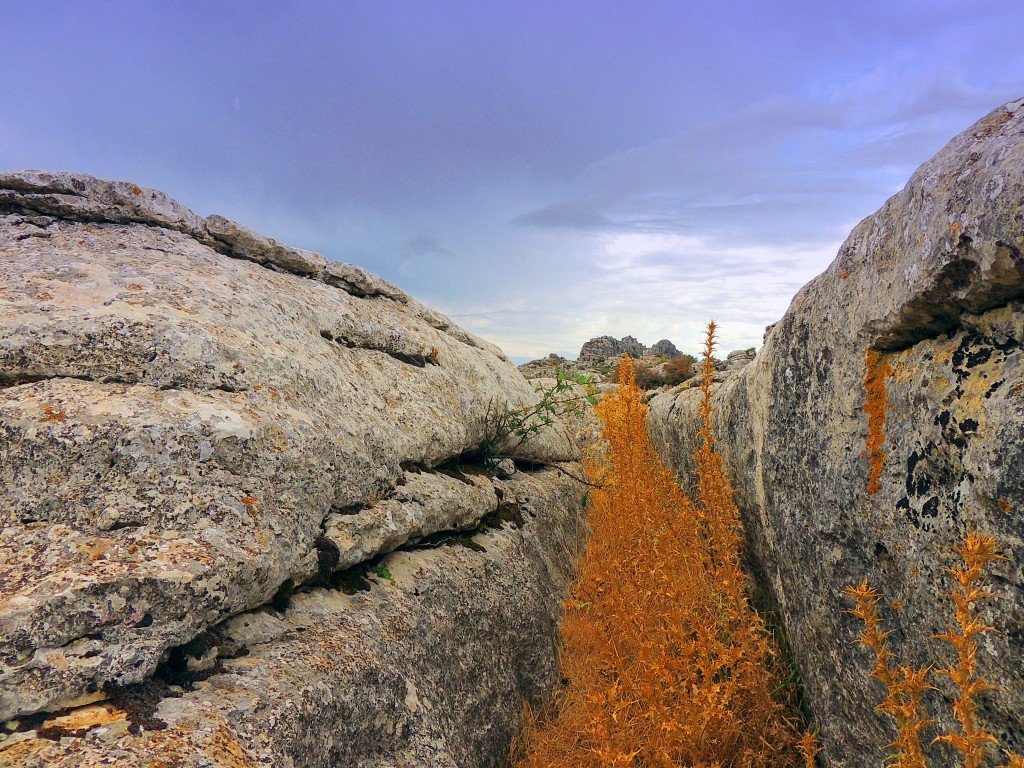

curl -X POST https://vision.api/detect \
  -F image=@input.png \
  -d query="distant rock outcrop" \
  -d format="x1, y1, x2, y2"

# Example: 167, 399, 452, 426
648, 339, 680, 358
576, 335, 683, 366
578, 335, 645, 364
647, 99, 1024, 766
0, 171, 585, 766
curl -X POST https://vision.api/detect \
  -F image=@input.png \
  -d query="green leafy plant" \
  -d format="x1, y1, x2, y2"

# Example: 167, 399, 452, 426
374, 564, 396, 585
478, 369, 598, 467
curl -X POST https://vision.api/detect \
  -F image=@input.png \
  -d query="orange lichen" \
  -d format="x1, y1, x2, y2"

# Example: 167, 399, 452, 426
864, 349, 893, 495
39, 406, 68, 423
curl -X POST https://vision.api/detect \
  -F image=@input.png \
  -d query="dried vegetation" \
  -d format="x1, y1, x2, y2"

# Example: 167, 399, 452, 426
514, 324, 804, 767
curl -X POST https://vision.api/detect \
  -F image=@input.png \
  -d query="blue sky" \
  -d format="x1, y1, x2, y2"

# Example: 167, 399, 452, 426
3, 2, 1022, 361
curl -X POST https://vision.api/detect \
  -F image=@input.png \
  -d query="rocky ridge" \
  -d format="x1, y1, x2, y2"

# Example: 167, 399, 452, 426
0, 171, 585, 766
520, 336, 688, 383
647, 99, 1024, 766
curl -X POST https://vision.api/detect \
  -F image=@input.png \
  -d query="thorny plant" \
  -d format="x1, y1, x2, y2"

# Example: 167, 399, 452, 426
846, 532, 1023, 768
514, 323, 805, 768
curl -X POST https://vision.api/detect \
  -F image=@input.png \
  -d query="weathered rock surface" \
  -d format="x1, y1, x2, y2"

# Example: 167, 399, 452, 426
0, 171, 584, 764
577, 334, 645, 364
1, 468, 585, 768
647, 339, 680, 358
648, 98, 1024, 766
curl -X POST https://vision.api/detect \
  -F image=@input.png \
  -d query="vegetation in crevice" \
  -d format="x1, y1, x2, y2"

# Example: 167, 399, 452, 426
514, 323, 804, 767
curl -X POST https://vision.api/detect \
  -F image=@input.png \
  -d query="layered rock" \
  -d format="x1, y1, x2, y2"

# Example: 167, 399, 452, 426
647, 339, 679, 358
648, 98, 1024, 766
577, 335, 645, 364
0, 171, 585, 765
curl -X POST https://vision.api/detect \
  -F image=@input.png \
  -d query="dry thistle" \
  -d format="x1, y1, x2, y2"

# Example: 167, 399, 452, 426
933, 531, 1004, 768
799, 731, 820, 767
516, 334, 803, 768
845, 579, 933, 768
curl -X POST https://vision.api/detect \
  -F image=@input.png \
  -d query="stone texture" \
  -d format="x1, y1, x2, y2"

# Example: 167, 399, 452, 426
0, 468, 586, 767
648, 98, 1024, 767
577, 335, 645, 364
647, 339, 680, 358
204, 214, 328, 274
0, 169, 581, 754
518, 354, 574, 381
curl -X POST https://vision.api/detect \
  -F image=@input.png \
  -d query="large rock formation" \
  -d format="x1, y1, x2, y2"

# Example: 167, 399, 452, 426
647, 339, 680, 358
0, 172, 586, 765
648, 98, 1024, 766
577, 335, 645, 364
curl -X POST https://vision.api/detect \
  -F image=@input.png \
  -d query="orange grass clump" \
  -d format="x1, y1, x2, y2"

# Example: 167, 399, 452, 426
515, 323, 803, 768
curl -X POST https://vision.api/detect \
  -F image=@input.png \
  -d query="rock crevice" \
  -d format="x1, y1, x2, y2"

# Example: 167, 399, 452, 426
648, 98, 1024, 767
0, 173, 585, 765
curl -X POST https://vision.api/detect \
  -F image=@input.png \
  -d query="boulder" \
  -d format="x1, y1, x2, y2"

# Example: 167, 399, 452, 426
0, 171, 585, 764
648, 339, 680, 358
577, 335, 645, 364
0, 468, 585, 768
648, 98, 1024, 766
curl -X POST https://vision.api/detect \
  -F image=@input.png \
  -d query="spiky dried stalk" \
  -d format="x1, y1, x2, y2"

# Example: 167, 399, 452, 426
933, 532, 1003, 768
845, 579, 933, 768
799, 731, 820, 768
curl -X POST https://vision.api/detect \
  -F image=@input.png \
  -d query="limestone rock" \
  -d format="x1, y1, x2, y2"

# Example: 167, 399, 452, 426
648, 339, 680, 358
0, 170, 580, 746
648, 98, 1024, 766
204, 214, 328, 274
577, 335, 645, 364
518, 353, 574, 380
0, 469, 586, 767
725, 348, 755, 370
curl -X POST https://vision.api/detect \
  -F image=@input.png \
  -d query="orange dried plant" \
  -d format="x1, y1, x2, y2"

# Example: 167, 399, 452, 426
515, 324, 803, 767
845, 578, 933, 768
848, 531, 1024, 768
933, 532, 1003, 768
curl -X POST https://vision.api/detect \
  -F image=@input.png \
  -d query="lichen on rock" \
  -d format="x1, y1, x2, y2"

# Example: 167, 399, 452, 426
647, 98, 1024, 766
0, 171, 586, 766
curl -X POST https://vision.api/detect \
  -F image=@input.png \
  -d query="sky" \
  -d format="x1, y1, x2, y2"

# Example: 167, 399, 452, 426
2, 2, 1022, 362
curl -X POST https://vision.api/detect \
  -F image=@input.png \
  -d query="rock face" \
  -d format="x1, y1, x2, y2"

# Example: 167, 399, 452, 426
577, 335, 645, 364
0, 171, 585, 765
648, 98, 1024, 766
576, 335, 684, 366
647, 339, 679, 358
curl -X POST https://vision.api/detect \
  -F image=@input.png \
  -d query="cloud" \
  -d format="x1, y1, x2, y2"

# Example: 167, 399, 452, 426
401, 231, 454, 258
513, 200, 614, 230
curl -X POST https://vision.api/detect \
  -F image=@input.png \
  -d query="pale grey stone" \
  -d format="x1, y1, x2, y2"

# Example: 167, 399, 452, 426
204, 213, 328, 274
0, 174, 580, 736
648, 98, 1024, 766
